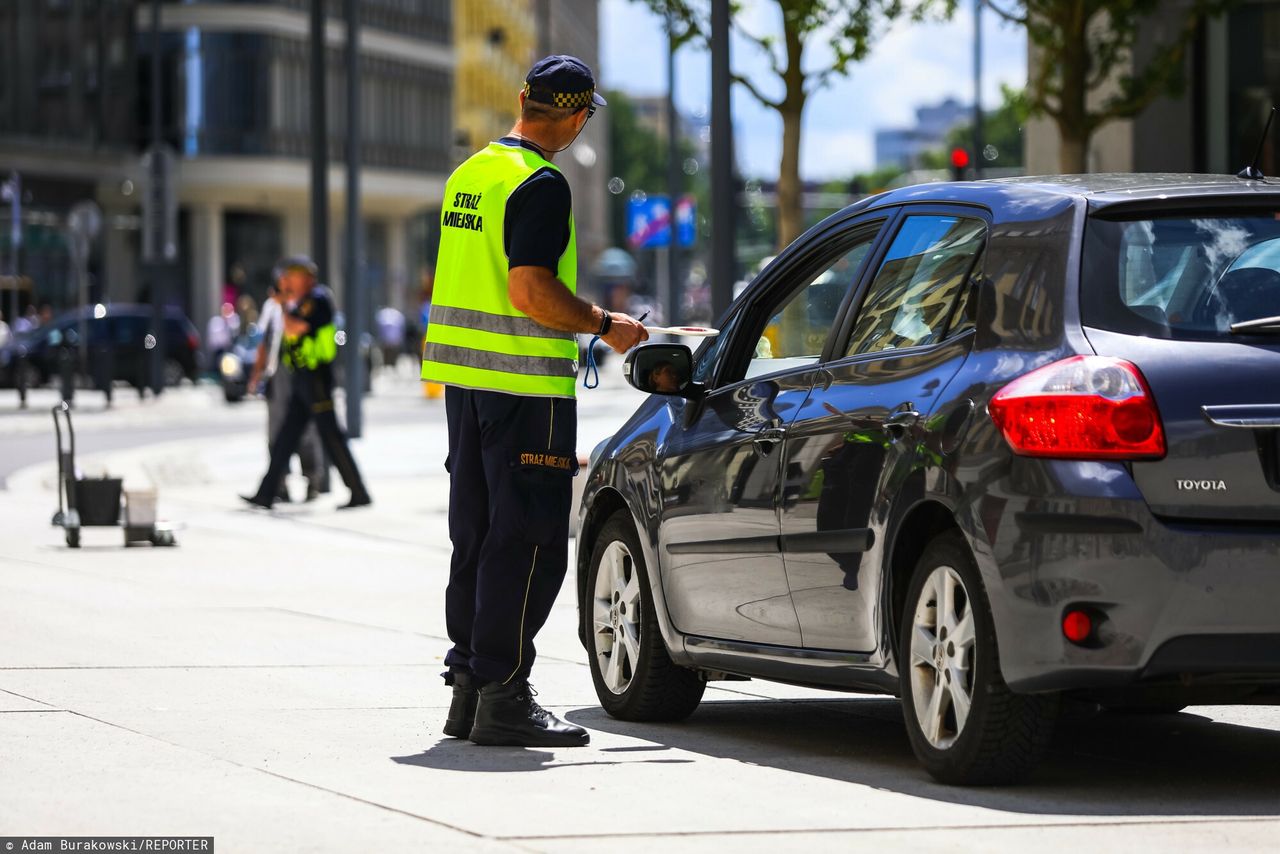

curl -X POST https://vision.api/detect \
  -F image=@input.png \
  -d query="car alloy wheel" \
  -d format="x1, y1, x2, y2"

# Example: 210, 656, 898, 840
907, 564, 975, 750
899, 531, 1059, 785
592, 539, 641, 695
584, 510, 705, 721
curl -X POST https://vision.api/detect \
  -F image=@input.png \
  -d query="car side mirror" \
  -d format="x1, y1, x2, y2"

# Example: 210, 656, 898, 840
624, 343, 703, 400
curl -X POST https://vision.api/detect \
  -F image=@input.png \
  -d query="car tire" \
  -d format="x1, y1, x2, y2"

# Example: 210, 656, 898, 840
899, 530, 1058, 785
586, 510, 705, 721
164, 358, 186, 388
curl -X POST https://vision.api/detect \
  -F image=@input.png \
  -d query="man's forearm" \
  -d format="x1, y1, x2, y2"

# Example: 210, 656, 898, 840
509, 265, 603, 334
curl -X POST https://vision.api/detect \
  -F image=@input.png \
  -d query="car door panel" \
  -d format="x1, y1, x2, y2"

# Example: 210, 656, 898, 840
781, 338, 975, 651
659, 374, 810, 645
780, 210, 989, 652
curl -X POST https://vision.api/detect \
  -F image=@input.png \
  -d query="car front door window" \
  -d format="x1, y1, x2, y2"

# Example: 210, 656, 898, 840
731, 238, 876, 383
844, 215, 986, 357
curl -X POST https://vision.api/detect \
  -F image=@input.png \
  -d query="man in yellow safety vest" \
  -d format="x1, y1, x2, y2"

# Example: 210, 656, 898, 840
422, 56, 647, 747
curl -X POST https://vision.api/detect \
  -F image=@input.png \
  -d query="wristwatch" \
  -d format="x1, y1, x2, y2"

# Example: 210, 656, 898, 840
596, 307, 613, 336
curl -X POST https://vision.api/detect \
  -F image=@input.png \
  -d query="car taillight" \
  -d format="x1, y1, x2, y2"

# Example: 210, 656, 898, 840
187, 333, 199, 351
988, 355, 1166, 460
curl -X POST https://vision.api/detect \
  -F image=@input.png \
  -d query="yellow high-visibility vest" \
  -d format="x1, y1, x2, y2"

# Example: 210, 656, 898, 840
421, 142, 579, 398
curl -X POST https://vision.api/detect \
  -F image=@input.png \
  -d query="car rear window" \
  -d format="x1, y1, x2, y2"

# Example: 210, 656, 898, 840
1083, 213, 1280, 340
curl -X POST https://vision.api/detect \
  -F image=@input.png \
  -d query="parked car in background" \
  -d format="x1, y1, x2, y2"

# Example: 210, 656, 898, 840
218, 326, 265, 403
577, 174, 1280, 786
0, 304, 200, 392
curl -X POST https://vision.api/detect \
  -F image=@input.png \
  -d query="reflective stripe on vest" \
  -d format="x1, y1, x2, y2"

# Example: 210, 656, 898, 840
421, 142, 579, 398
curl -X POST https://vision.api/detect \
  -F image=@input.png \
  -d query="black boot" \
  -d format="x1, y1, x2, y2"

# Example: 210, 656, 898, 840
442, 672, 479, 739
337, 490, 372, 510
469, 681, 589, 747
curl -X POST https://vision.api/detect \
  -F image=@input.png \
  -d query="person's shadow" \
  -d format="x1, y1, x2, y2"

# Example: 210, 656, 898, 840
392, 739, 692, 774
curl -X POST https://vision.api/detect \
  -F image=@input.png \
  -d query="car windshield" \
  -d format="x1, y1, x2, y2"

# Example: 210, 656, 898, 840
1083, 214, 1280, 339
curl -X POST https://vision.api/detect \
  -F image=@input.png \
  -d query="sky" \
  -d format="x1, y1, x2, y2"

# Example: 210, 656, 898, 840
598, 0, 1028, 181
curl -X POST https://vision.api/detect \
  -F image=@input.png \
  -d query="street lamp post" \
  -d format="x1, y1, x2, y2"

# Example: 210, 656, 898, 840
343, 0, 364, 439
709, 0, 735, 320
665, 14, 681, 326
973, 0, 985, 180
310, 0, 329, 284
146, 0, 171, 398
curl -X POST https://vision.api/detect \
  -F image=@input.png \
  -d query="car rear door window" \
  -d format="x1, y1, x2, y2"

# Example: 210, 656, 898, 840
843, 215, 986, 357
1083, 215, 1280, 339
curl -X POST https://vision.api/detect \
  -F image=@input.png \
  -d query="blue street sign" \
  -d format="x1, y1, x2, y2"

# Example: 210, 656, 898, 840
675, 195, 696, 248
627, 196, 671, 249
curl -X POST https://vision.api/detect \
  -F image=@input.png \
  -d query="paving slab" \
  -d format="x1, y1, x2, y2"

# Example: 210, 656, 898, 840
517, 819, 1280, 854
0, 711, 519, 852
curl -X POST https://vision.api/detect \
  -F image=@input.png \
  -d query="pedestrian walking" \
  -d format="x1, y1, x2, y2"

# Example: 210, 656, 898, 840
250, 276, 329, 503
241, 255, 372, 511
422, 55, 648, 747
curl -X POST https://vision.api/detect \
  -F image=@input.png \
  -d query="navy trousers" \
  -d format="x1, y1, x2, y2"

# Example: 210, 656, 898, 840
443, 386, 577, 685
253, 368, 368, 504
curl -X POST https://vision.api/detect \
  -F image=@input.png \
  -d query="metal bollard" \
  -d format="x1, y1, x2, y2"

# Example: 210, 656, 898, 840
91, 343, 114, 407
58, 345, 75, 405
15, 353, 27, 409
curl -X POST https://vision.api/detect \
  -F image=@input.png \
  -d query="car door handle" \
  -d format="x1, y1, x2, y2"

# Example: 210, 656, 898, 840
885, 409, 921, 428
884, 408, 920, 440
752, 428, 786, 455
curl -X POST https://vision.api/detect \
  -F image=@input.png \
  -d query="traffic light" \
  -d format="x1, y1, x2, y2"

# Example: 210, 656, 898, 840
949, 147, 971, 181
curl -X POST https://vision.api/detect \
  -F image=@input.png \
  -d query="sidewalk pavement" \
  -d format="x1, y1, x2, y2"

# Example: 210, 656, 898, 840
3, 371, 1280, 852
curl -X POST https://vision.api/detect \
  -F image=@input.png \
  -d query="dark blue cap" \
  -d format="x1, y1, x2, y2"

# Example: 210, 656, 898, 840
524, 54, 607, 109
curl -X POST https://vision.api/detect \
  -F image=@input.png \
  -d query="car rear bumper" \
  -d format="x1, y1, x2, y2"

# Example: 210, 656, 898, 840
976, 461, 1280, 694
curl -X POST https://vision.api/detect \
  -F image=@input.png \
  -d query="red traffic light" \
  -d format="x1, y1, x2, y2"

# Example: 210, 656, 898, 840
949, 147, 971, 169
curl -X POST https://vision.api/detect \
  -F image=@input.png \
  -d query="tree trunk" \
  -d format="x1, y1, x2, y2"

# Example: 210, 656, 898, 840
775, 21, 806, 249
776, 100, 805, 249
1055, 0, 1090, 173
1057, 126, 1089, 173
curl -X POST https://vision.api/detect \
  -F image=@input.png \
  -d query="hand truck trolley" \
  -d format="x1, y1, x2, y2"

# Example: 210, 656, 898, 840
50, 401, 177, 548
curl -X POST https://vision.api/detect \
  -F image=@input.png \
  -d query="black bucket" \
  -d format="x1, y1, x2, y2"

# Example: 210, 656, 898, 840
75, 477, 122, 526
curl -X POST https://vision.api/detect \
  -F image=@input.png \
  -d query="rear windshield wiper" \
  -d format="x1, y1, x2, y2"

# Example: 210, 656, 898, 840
1229, 315, 1280, 334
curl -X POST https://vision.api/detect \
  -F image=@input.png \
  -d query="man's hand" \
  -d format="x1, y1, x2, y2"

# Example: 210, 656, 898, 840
601, 312, 648, 354
283, 316, 310, 336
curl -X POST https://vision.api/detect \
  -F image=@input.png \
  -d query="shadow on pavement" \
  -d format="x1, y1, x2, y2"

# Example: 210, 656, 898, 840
566, 696, 1280, 816
391, 738, 694, 774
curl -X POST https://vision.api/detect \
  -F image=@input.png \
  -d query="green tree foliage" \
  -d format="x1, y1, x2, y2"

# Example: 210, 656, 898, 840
637, 0, 954, 250
988, 0, 1233, 172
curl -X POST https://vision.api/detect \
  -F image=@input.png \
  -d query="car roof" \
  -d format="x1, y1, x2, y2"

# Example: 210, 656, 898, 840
861, 173, 1280, 217
51, 304, 192, 322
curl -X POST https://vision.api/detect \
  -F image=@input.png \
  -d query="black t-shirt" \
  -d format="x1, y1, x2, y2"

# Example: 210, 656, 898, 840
291, 285, 335, 334
288, 285, 336, 378
498, 137, 572, 273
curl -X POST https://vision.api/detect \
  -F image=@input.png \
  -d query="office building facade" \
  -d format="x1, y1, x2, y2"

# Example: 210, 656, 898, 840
0, 0, 454, 336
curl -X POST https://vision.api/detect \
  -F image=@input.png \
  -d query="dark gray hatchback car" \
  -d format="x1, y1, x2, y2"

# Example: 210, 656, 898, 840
576, 174, 1280, 784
